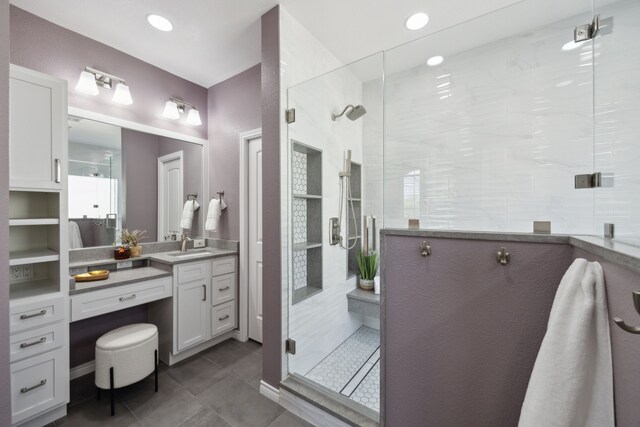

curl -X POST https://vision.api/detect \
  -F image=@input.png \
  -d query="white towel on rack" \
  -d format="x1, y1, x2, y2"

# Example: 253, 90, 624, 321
179, 200, 200, 230
68, 221, 84, 249
518, 258, 614, 427
205, 198, 226, 232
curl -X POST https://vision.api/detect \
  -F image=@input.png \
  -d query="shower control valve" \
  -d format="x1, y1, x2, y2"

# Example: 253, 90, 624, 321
329, 217, 341, 246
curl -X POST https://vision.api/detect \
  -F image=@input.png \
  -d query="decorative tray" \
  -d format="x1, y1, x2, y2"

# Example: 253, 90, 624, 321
74, 270, 110, 282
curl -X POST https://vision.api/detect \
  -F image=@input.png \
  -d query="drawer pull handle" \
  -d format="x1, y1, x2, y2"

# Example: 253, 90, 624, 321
219, 286, 230, 291
219, 315, 230, 321
119, 294, 136, 302
20, 310, 47, 320
54, 159, 61, 183
20, 337, 47, 349
203, 285, 207, 301
21, 379, 47, 393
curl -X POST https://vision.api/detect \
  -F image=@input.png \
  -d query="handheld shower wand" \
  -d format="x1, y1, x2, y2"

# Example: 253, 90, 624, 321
330, 150, 358, 249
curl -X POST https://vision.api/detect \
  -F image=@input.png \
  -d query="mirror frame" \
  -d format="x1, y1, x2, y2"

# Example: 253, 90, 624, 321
68, 106, 210, 250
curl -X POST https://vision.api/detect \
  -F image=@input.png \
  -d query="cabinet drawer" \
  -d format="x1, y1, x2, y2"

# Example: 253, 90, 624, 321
11, 347, 67, 425
211, 273, 236, 306
212, 256, 236, 277
71, 276, 172, 322
177, 261, 211, 284
10, 294, 65, 334
211, 301, 236, 337
10, 321, 65, 363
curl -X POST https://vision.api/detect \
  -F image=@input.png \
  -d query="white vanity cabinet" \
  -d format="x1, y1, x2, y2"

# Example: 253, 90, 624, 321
9, 65, 66, 191
176, 261, 212, 351
149, 255, 238, 365
8, 65, 69, 427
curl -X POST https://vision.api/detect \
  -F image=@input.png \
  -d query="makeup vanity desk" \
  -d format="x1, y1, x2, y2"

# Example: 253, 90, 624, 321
68, 247, 239, 365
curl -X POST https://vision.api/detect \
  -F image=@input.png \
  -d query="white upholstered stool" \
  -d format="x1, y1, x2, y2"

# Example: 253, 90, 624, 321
95, 323, 159, 416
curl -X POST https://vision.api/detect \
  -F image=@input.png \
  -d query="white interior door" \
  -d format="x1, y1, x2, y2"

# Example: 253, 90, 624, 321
158, 151, 183, 239
248, 137, 263, 343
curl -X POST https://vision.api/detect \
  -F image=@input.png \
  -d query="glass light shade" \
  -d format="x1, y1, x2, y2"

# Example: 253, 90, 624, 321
186, 108, 202, 126
75, 71, 99, 96
163, 100, 180, 120
112, 83, 133, 105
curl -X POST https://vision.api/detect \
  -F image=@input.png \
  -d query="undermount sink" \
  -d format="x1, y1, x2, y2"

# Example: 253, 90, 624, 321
166, 249, 213, 258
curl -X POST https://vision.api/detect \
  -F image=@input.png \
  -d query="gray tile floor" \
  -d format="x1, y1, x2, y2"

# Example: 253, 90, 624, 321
51, 339, 313, 427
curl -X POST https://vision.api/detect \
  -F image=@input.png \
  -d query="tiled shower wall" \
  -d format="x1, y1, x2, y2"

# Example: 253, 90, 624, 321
593, 0, 640, 246
380, 10, 596, 234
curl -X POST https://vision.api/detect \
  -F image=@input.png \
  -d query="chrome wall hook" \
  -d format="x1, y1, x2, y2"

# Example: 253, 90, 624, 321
496, 247, 510, 265
613, 291, 640, 334
420, 241, 431, 257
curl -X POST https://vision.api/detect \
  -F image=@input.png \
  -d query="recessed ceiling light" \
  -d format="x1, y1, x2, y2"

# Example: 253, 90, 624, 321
562, 40, 584, 51
405, 12, 429, 30
146, 14, 173, 32
427, 56, 444, 66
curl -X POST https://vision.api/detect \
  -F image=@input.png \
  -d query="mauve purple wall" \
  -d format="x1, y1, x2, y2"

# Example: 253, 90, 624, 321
9, 6, 207, 139
122, 129, 159, 240
573, 248, 640, 427
69, 306, 147, 367
1, 0, 11, 424
382, 235, 575, 426
261, 6, 282, 388
207, 64, 261, 240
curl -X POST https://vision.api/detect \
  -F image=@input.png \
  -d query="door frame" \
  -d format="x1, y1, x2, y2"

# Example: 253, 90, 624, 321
238, 128, 262, 342
157, 150, 184, 240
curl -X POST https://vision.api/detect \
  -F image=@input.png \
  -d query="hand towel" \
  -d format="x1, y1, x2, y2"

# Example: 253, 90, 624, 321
205, 198, 227, 232
179, 200, 200, 230
518, 258, 614, 427
69, 220, 84, 249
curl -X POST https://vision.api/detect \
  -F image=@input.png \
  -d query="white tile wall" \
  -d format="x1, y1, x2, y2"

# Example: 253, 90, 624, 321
380, 11, 597, 234
593, 0, 640, 246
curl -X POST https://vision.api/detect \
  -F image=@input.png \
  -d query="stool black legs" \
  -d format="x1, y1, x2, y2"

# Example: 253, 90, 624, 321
109, 367, 115, 416
154, 349, 159, 393
96, 387, 101, 401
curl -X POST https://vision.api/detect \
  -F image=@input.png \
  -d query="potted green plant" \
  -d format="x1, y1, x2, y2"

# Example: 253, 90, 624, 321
121, 229, 146, 258
357, 250, 379, 291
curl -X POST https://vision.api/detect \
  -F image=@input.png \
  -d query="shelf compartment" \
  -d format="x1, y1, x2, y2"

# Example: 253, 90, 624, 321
10, 191, 60, 220
10, 218, 60, 226
10, 279, 60, 301
10, 249, 60, 266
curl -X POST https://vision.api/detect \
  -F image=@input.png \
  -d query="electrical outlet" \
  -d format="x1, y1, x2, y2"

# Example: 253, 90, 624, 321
22, 264, 34, 279
117, 261, 133, 270
11, 266, 22, 280
193, 238, 206, 248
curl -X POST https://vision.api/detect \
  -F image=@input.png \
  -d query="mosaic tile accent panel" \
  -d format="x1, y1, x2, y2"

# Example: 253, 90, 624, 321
293, 198, 307, 244
293, 250, 308, 291
304, 326, 379, 393
293, 151, 307, 194
350, 360, 380, 412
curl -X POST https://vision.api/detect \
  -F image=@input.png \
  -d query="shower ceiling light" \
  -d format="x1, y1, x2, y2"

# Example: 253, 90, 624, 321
562, 40, 585, 51
146, 14, 173, 32
405, 12, 429, 30
163, 97, 201, 126
427, 56, 444, 66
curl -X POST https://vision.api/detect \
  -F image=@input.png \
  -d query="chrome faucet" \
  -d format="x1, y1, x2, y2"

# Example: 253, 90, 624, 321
181, 234, 192, 252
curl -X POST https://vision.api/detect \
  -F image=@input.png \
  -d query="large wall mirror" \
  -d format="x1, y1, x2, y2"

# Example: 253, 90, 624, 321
68, 115, 205, 249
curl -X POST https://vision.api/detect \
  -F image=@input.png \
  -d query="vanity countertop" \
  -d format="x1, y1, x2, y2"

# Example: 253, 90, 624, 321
70, 266, 172, 295
148, 248, 238, 265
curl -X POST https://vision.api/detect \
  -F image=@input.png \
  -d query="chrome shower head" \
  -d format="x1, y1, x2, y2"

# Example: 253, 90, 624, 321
331, 104, 367, 121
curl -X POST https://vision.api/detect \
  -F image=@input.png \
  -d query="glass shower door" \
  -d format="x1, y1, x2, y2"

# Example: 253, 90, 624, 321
285, 53, 384, 415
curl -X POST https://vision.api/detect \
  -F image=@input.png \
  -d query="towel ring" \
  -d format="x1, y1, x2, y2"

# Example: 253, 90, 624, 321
187, 193, 198, 201
217, 191, 227, 211
613, 291, 640, 334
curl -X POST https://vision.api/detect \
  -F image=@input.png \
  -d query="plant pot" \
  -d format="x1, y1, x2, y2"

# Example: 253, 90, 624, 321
130, 245, 142, 258
359, 278, 375, 291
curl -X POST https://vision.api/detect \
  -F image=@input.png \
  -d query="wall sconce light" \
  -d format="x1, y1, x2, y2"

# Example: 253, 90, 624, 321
162, 96, 202, 126
75, 66, 133, 105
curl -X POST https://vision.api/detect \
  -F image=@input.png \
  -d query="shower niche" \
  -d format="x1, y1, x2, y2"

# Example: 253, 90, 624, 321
291, 141, 323, 304
347, 162, 361, 278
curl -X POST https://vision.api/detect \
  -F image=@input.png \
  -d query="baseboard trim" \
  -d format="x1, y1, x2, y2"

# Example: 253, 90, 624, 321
70, 360, 95, 380
259, 380, 280, 403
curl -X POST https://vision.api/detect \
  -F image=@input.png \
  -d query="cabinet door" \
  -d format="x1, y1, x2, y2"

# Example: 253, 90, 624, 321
176, 281, 210, 351
9, 66, 66, 190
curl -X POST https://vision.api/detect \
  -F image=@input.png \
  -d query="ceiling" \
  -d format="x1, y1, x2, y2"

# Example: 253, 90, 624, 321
11, 0, 597, 88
